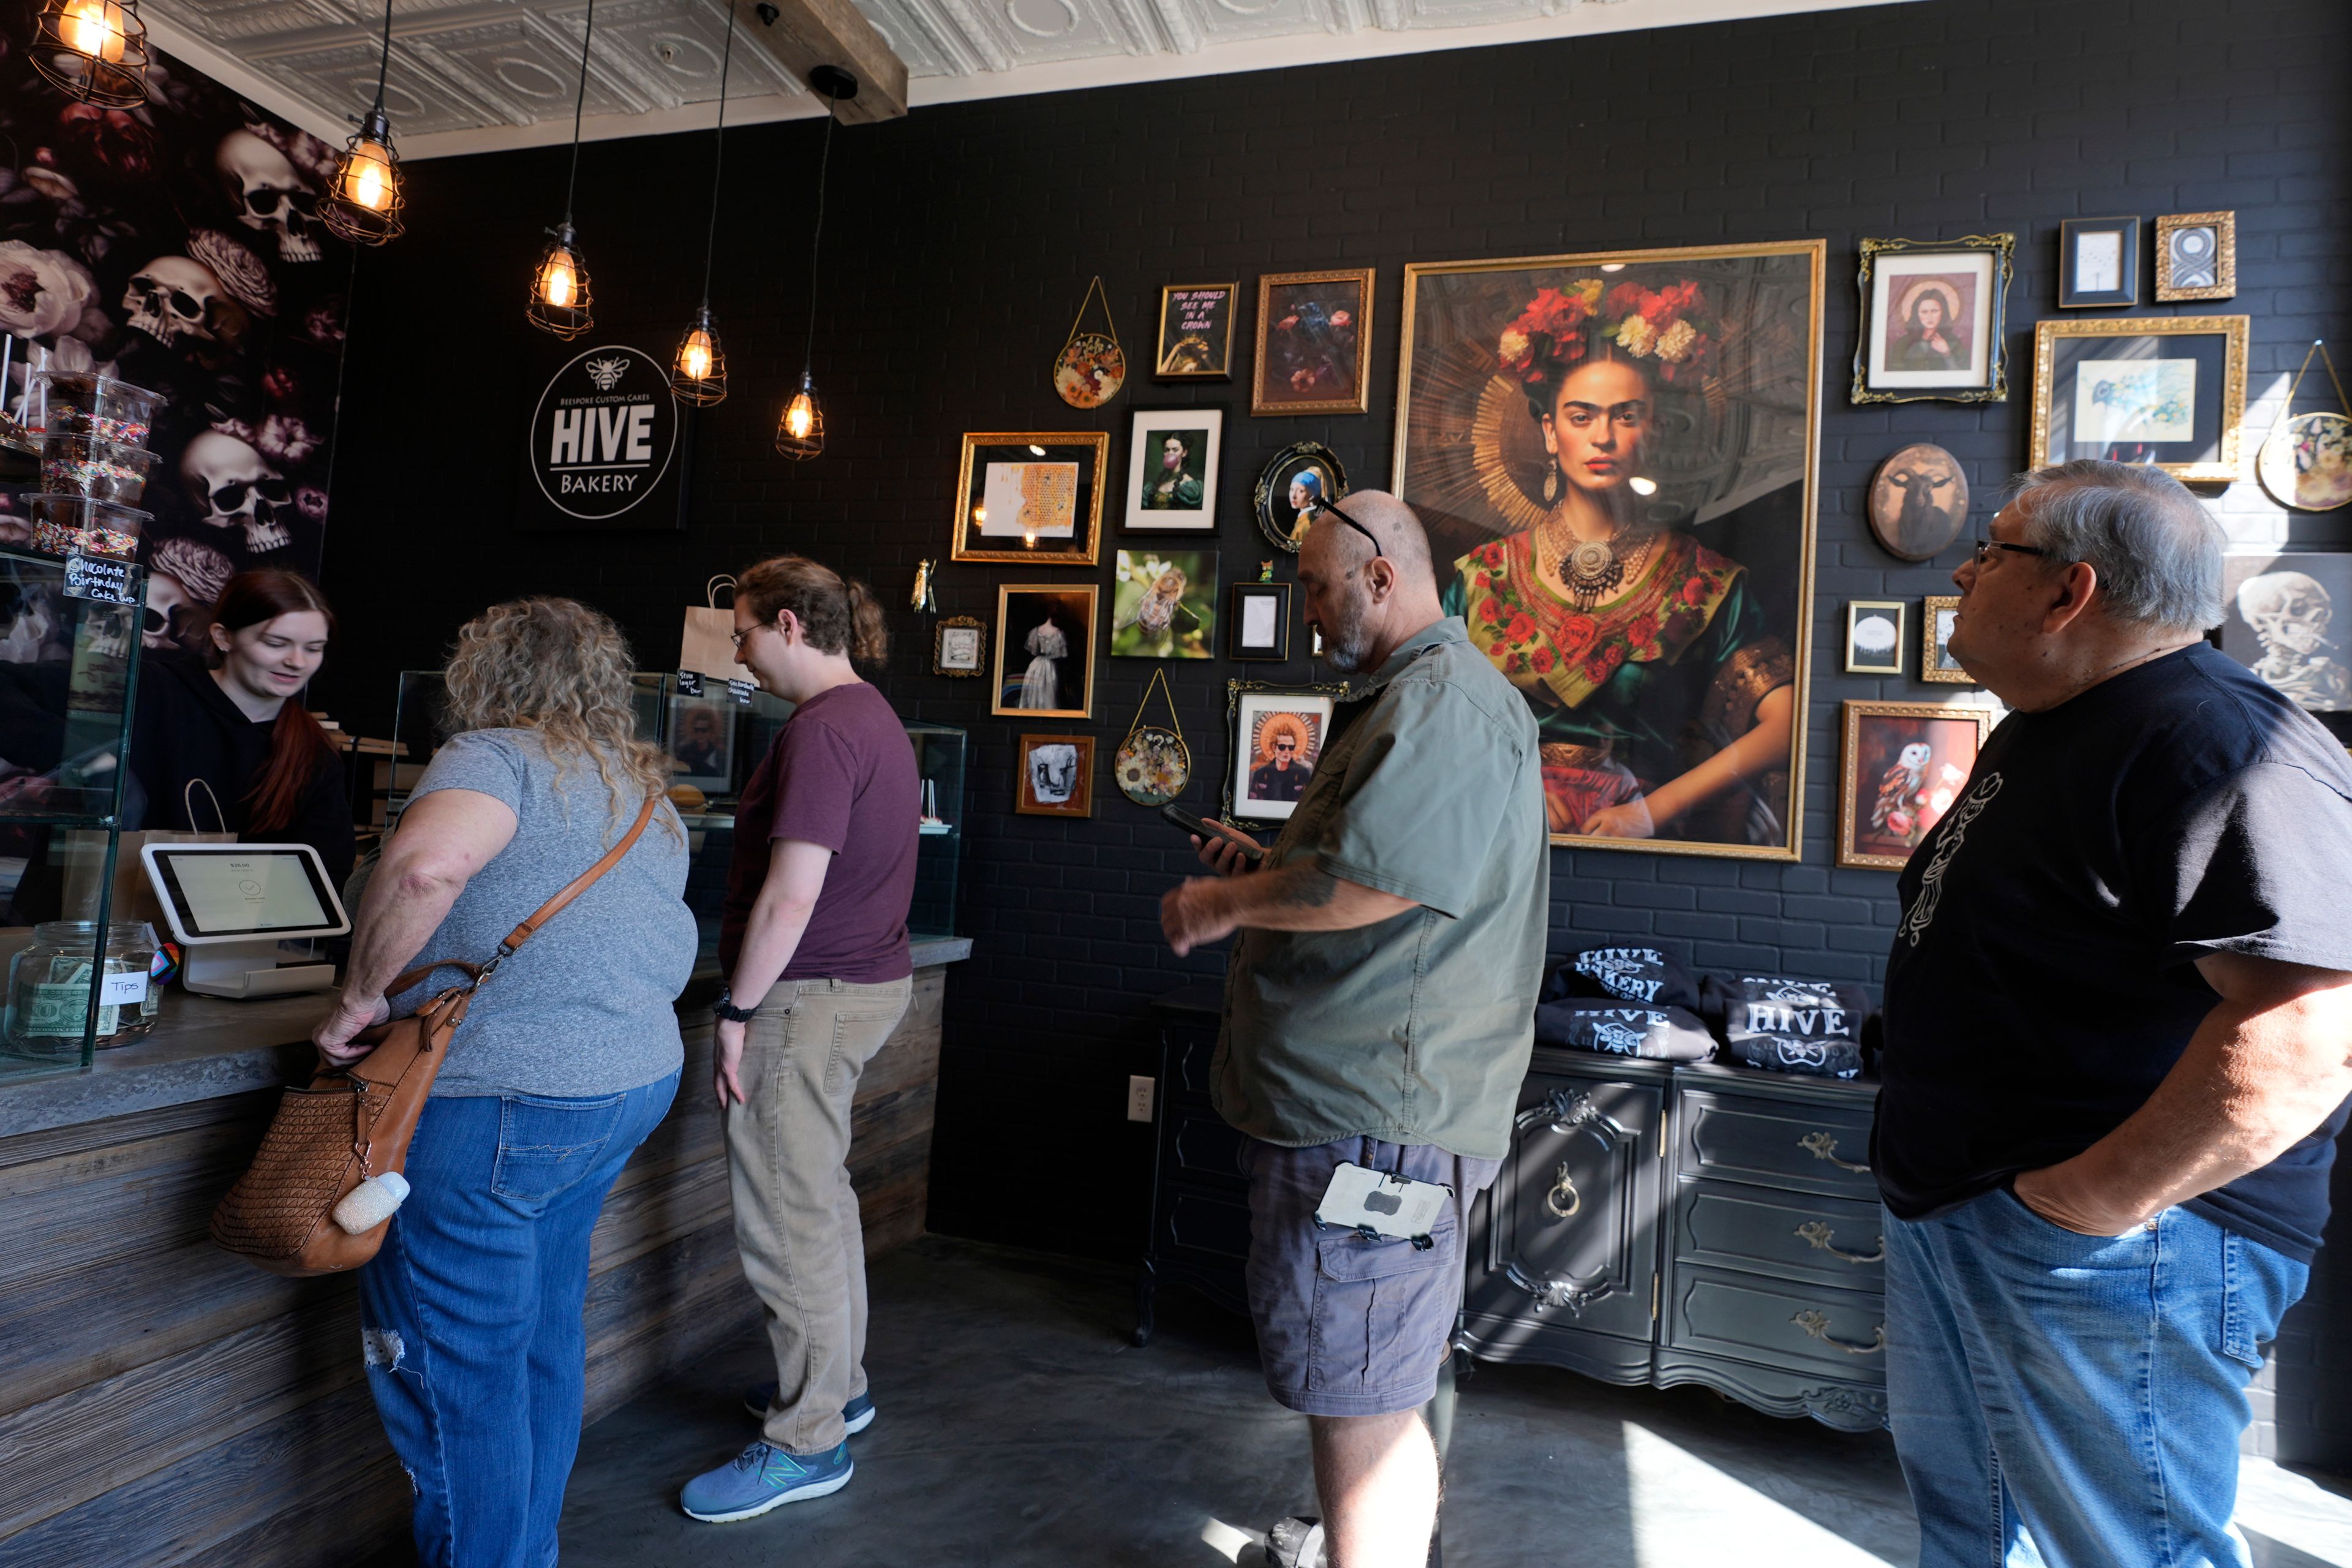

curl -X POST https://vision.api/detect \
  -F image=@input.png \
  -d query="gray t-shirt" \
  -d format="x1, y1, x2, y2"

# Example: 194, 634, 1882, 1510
386, 729, 695, 1098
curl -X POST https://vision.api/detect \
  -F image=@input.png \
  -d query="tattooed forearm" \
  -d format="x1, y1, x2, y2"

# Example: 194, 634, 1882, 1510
1217, 861, 1418, 933
1269, 865, 1341, 910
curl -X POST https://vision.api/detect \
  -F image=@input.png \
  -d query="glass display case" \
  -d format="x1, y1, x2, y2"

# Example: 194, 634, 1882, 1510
0, 544, 148, 1080
386, 670, 963, 955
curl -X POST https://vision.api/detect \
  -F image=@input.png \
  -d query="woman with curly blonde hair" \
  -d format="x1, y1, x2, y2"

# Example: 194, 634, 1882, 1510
314, 597, 695, 1568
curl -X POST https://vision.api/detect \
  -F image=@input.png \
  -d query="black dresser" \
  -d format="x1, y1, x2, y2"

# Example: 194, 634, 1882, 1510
1137, 986, 1888, 1430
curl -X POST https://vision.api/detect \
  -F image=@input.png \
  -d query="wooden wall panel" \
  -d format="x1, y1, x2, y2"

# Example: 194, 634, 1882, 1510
0, 967, 947, 1566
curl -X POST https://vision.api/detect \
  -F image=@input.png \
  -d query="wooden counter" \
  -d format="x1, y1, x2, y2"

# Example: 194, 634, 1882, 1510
0, 940, 969, 1566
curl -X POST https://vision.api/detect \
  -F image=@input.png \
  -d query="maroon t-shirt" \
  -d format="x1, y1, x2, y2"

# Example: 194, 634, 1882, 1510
719, 681, 918, 984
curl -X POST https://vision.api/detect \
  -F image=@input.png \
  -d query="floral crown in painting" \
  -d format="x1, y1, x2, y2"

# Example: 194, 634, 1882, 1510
1496, 278, 1717, 409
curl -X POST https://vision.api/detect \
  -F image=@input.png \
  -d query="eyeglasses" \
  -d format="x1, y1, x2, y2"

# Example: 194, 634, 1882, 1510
1970, 538, 2057, 568
1306, 497, 1384, 559
728, 625, 761, 650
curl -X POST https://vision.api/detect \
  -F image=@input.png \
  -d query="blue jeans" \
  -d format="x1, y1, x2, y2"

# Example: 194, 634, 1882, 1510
1884, 1188, 2307, 1568
358, 1073, 677, 1568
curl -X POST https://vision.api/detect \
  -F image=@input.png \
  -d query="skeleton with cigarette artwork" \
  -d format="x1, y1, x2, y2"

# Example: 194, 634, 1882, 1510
2237, 570, 2352, 710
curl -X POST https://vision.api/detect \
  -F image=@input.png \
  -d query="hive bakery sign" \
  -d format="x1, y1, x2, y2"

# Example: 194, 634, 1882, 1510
518, 342, 687, 530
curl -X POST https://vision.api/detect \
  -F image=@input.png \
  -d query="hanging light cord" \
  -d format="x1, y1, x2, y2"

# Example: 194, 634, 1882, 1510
799, 94, 837, 375
368, 0, 393, 113
696, 4, 735, 311
559, 0, 596, 225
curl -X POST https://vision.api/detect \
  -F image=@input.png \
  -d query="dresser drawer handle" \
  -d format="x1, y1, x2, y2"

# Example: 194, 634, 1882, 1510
1795, 1221, 1884, 1265
1544, 1164, 1580, 1219
1798, 1131, 1871, 1174
1791, 1309, 1885, 1356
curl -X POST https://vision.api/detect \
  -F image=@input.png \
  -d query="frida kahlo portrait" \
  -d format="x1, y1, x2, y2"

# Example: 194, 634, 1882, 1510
1396, 242, 1823, 858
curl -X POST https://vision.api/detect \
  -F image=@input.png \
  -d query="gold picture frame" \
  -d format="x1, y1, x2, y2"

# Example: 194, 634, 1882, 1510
1852, 233, 2014, 405
1844, 600, 1907, 676
933, 615, 986, 677
950, 432, 1109, 566
1918, 595, 1972, 685
1253, 268, 1375, 416
2155, 211, 2236, 303
1393, 239, 1827, 863
990, 584, 1097, 719
2029, 315, 2250, 484
1838, 700, 1996, 870
1154, 282, 1237, 380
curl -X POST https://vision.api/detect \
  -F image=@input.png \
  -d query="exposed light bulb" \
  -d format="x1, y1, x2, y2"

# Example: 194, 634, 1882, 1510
65, 1, 121, 60
784, 390, 815, 442
539, 251, 578, 309
342, 138, 393, 211
1628, 476, 1658, 496
677, 331, 712, 382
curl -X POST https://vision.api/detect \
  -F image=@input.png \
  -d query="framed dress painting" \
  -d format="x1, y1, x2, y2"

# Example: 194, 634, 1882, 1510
1395, 241, 1826, 860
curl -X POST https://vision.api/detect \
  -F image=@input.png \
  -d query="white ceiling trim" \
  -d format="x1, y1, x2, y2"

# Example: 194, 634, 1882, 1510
155, 0, 1920, 162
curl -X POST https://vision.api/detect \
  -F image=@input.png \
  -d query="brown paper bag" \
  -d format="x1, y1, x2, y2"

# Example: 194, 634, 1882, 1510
678, 575, 739, 685
63, 780, 233, 924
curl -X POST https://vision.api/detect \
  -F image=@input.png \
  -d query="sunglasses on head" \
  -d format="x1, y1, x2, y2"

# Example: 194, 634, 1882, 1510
1306, 497, 1382, 559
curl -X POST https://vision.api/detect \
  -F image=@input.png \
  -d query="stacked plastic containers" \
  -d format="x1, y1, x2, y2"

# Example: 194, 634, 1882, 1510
22, 371, 166, 560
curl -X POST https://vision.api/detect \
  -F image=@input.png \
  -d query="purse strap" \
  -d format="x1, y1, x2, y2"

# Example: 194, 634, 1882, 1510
386, 794, 660, 995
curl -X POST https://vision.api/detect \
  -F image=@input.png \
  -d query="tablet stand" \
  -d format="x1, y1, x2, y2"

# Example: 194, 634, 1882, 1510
181, 937, 337, 1000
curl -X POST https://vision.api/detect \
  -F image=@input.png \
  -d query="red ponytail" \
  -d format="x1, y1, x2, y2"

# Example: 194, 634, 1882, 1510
206, 571, 336, 835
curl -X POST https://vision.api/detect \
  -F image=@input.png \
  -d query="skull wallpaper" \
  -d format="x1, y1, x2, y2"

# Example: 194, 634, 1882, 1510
0, 29, 345, 646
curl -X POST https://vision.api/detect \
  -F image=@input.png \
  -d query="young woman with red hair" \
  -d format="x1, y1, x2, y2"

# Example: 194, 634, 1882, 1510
130, 569, 354, 883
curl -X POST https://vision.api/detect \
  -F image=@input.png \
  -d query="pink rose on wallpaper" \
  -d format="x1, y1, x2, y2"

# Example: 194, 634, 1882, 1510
0, 241, 92, 338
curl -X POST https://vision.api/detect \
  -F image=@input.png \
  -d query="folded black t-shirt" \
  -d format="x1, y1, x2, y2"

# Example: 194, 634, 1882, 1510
1546, 943, 1702, 1011
1703, 974, 1872, 1080
1876, 643, 2352, 1262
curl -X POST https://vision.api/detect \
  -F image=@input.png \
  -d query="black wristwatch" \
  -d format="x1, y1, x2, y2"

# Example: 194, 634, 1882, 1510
712, 987, 760, 1023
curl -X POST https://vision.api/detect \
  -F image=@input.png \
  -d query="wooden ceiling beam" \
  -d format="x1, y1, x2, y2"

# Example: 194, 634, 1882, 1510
733, 0, 910, 124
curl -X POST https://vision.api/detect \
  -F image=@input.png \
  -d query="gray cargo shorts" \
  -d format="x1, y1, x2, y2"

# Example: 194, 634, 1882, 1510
1237, 1135, 1500, 1417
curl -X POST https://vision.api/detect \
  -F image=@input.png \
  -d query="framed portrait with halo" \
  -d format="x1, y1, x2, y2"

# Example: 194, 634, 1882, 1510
2030, 315, 2250, 483
1226, 680, 1343, 824
1852, 235, 2012, 404
1395, 240, 1825, 861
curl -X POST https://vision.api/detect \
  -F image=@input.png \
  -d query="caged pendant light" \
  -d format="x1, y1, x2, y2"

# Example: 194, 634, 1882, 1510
668, 2, 737, 406
318, 0, 404, 246
31, 0, 151, 109
527, 0, 598, 338
774, 66, 854, 461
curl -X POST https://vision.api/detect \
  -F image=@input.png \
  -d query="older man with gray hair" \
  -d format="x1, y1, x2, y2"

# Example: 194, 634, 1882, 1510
1875, 459, 2352, 1568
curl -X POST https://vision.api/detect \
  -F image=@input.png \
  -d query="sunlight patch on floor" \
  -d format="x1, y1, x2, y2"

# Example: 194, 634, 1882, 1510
1622, 1422, 1901, 1568
2240, 1459, 2352, 1566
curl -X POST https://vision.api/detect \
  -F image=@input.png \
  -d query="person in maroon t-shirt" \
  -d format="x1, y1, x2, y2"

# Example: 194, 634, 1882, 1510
679, 556, 919, 1525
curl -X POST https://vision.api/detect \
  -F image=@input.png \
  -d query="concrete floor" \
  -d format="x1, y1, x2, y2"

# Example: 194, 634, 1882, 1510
531, 1236, 2352, 1568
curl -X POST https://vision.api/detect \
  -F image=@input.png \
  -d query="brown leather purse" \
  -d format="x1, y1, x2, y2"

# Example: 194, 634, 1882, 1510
209, 797, 658, 1277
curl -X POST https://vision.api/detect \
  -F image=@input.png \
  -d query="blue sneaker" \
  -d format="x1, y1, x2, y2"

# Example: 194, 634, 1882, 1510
680, 1440, 853, 1523
742, 1383, 875, 1436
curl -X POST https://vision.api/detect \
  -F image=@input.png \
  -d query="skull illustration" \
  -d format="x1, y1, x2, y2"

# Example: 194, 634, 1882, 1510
181, 431, 295, 555
2239, 571, 2334, 658
216, 130, 322, 263
145, 537, 234, 650
123, 256, 232, 347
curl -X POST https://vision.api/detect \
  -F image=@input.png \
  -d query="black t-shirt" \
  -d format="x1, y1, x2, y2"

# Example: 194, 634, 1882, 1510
1875, 643, 2352, 1262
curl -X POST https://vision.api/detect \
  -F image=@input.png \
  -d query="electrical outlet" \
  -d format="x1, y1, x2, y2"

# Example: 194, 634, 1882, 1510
1126, 1075, 1155, 1122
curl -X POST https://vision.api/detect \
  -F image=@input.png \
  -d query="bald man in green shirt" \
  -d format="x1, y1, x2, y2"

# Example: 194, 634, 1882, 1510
1161, 491, 1549, 1568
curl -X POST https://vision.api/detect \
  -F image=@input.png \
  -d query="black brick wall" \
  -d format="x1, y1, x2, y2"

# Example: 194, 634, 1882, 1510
318, 0, 2350, 1460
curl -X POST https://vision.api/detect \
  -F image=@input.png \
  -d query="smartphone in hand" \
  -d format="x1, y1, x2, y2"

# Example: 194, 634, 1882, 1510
1160, 803, 1264, 863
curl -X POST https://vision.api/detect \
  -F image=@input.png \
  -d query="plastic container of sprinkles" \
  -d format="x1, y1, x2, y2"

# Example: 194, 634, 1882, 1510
24, 494, 149, 560
28, 371, 166, 447
39, 434, 157, 505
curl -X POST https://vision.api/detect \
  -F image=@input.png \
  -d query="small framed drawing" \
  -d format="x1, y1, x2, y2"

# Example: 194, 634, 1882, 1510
1852, 235, 2013, 404
1016, 734, 1095, 818
2059, 217, 2139, 309
2155, 211, 2236, 303
1111, 548, 1218, 658
933, 616, 986, 677
1920, 595, 1972, 684
667, 694, 737, 794
1229, 581, 1292, 662
1254, 442, 1348, 554
1123, 407, 1223, 531
1254, 268, 1374, 417
2030, 315, 2250, 483
1226, 680, 1343, 824
992, 584, 1098, 719
1844, 601, 1907, 676
1838, 700, 1996, 870
1154, 282, 1237, 380
950, 432, 1109, 566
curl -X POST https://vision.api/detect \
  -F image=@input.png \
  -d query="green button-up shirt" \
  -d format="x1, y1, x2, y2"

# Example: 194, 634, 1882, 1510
1213, 617, 1550, 1161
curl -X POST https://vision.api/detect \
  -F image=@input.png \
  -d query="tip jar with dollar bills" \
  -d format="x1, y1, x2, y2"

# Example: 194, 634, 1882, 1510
6, 921, 157, 1057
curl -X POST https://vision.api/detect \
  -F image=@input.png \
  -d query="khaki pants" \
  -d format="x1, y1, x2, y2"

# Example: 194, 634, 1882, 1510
723, 974, 913, 1455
